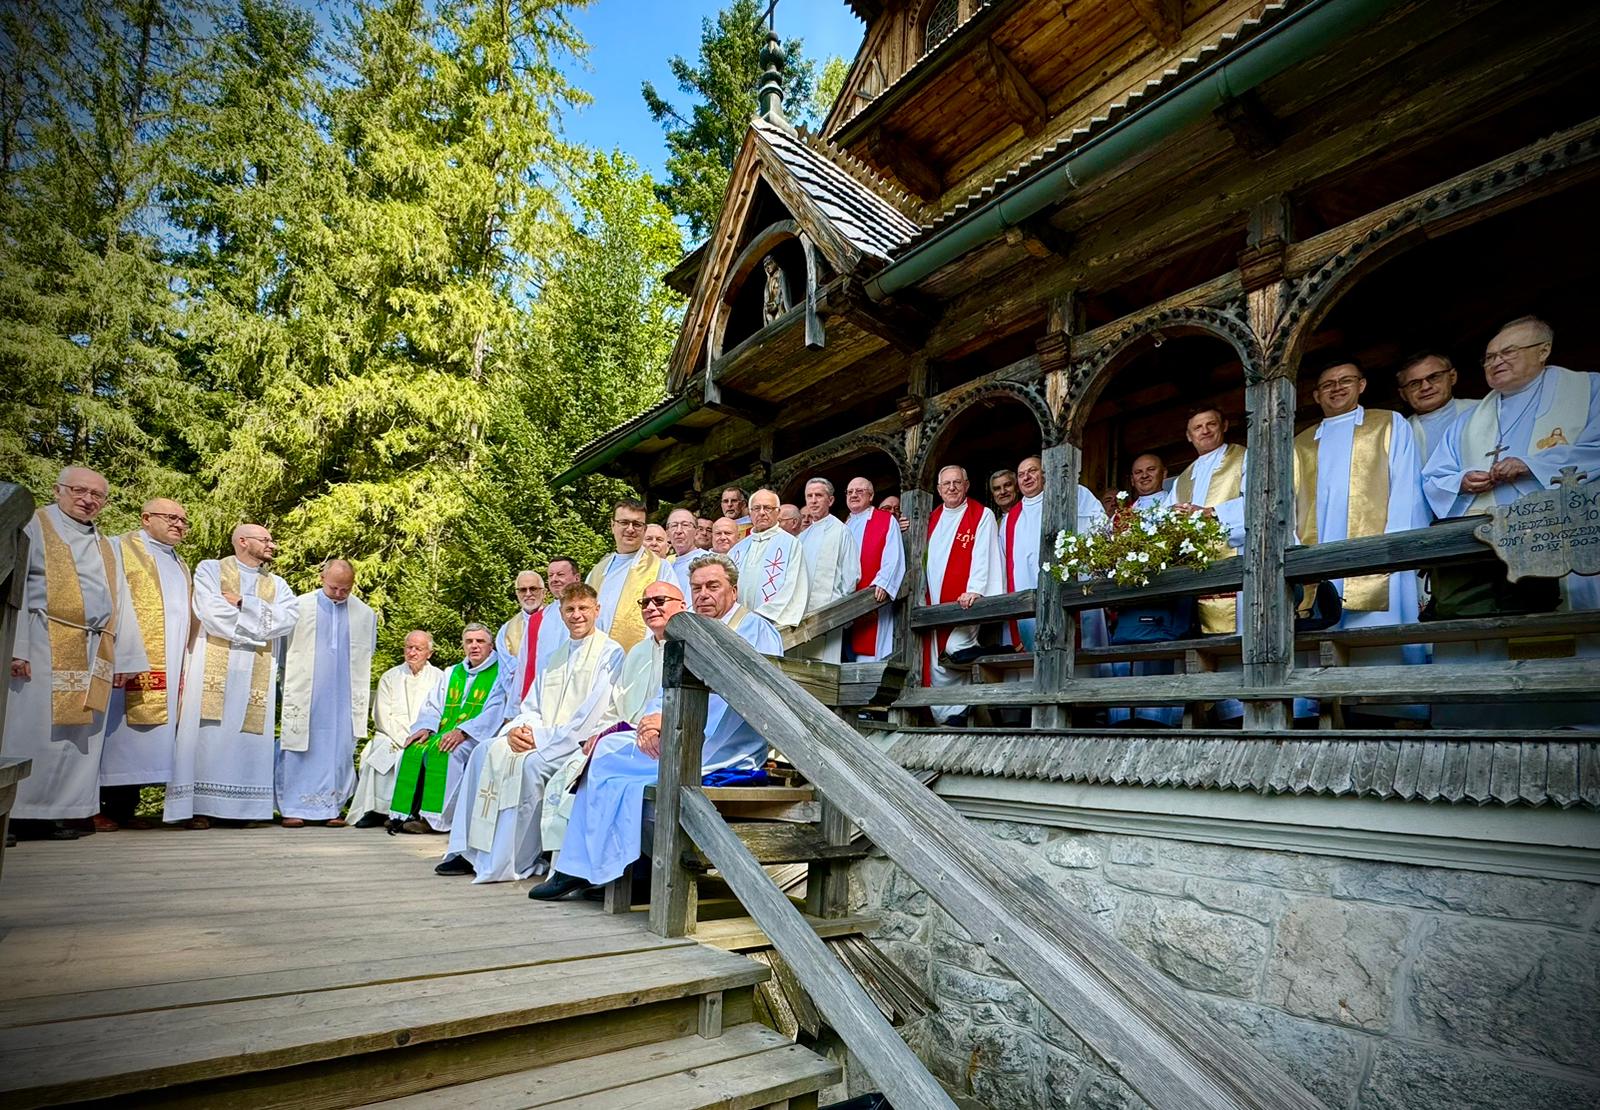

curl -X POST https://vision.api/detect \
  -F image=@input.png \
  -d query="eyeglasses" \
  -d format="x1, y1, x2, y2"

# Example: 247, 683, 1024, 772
937, 479, 966, 489
146, 511, 190, 526
57, 484, 107, 503
1482, 342, 1547, 367
1398, 369, 1452, 393
638, 596, 676, 610
1316, 376, 1363, 392
514, 586, 544, 594
240, 535, 272, 545
612, 519, 644, 530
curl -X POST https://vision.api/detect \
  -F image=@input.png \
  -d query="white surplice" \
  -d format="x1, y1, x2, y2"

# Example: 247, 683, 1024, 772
672, 548, 713, 597
795, 514, 859, 662
494, 603, 565, 724
1409, 397, 1477, 488
845, 508, 906, 662
102, 530, 190, 788
923, 500, 1004, 723
4, 506, 134, 819
391, 654, 507, 831
350, 660, 441, 820
728, 526, 810, 628
275, 592, 376, 819
163, 560, 298, 821
448, 632, 624, 882
556, 607, 782, 887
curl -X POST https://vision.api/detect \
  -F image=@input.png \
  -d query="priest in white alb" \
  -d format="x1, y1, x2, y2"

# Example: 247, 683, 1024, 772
496, 562, 579, 722
1398, 352, 1477, 475
999, 455, 1109, 654
843, 477, 905, 663
438, 584, 624, 882
5, 468, 133, 840
164, 524, 299, 827
99, 497, 192, 830
728, 489, 809, 629
922, 465, 1004, 726
795, 478, 860, 661
532, 557, 782, 901
349, 630, 440, 827
276, 560, 376, 826
585, 499, 674, 652
666, 508, 711, 597
389, 623, 504, 833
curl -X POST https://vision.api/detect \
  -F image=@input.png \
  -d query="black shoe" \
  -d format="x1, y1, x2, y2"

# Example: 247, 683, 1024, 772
529, 871, 591, 901
352, 811, 387, 829
435, 855, 475, 876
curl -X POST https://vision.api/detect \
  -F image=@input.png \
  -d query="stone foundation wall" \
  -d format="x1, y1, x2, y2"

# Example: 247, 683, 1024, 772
849, 820, 1600, 1109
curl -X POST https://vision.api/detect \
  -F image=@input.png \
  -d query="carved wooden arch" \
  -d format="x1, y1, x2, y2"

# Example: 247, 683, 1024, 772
912, 381, 1055, 488
1272, 123, 1600, 369
709, 217, 808, 362
1064, 306, 1261, 444
771, 433, 907, 500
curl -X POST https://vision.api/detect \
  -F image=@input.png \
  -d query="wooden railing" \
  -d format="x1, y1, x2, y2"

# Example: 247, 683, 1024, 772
896, 518, 1598, 720
0, 481, 36, 874
779, 586, 890, 653
650, 611, 1329, 1110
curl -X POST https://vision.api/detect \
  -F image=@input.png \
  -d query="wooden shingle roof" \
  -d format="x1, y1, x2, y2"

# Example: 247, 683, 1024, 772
883, 730, 1600, 810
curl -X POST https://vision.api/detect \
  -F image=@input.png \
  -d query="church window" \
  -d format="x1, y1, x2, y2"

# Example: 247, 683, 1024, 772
924, 0, 959, 54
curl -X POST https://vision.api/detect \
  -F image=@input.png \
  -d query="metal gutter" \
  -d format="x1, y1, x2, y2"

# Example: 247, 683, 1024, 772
863, 0, 1399, 302
551, 391, 700, 488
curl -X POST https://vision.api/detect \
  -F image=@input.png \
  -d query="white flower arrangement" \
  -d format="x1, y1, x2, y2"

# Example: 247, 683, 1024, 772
1046, 497, 1230, 589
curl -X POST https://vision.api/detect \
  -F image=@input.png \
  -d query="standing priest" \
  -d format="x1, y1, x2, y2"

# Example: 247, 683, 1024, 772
438, 584, 624, 882
586, 499, 674, 652
276, 559, 376, 827
922, 466, 1004, 726
99, 497, 192, 830
796, 478, 859, 661
728, 489, 809, 629
349, 630, 439, 828
389, 623, 504, 834
531, 556, 781, 902
164, 524, 299, 828
844, 477, 905, 662
5, 468, 132, 840
999, 455, 1108, 653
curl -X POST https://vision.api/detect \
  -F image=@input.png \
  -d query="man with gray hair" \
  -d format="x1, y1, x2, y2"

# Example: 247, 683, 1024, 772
727, 488, 810, 629
387, 622, 505, 833
350, 630, 441, 827
796, 477, 860, 662
922, 465, 1003, 726
6, 467, 137, 839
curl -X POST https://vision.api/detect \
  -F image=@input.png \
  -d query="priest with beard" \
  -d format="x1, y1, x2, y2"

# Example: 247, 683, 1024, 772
437, 584, 624, 882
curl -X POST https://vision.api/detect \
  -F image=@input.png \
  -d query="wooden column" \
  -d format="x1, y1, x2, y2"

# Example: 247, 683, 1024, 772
1032, 443, 1079, 728
890, 488, 934, 726
1241, 374, 1296, 729
649, 639, 709, 938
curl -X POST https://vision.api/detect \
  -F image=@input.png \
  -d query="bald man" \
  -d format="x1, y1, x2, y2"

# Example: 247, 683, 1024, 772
99, 497, 193, 830
1128, 453, 1168, 510
6, 467, 137, 839
164, 524, 299, 828
276, 559, 377, 826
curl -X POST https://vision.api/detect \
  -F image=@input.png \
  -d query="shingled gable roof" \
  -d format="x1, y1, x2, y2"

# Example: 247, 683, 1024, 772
665, 115, 924, 392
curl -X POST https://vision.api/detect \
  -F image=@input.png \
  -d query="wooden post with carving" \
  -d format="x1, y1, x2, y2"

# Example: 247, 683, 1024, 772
1033, 443, 1078, 728
891, 488, 934, 725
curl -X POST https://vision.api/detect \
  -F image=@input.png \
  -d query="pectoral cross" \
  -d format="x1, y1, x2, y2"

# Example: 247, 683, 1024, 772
477, 779, 497, 819
1486, 443, 1509, 467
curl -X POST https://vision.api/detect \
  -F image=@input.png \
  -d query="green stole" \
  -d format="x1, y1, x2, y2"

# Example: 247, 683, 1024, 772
390, 659, 500, 815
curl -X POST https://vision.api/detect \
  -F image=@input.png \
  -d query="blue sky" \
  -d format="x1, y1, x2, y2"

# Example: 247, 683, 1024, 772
557, 0, 865, 179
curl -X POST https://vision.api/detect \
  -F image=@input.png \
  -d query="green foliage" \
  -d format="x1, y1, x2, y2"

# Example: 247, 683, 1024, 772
814, 54, 848, 121
641, 0, 816, 240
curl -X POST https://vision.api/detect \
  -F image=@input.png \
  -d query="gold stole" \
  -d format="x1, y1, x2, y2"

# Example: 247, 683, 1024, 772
505, 611, 527, 658
120, 532, 187, 726
35, 510, 118, 725
587, 551, 665, 652
200, 556, 278, 734
1294, 412, 1393, 612
1176, 444, 1246, 634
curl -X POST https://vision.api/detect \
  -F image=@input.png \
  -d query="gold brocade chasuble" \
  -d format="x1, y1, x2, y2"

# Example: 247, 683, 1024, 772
1174, 443, 1246, 634
199, 556, 278, 734
585, 550, 666, 651
1293, 412, 1393, 612
35, 510, 119, 725
119, 531, 189, 726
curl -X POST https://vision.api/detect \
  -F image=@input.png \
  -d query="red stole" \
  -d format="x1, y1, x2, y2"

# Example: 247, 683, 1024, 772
520, 609, 544, 700
921, 500, 987, 687
849, 509, 893, 658
1002, 501, 1025, 648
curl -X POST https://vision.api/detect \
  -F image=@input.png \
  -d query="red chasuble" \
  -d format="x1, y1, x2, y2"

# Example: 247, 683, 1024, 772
850, 508, 893, 658
1002, 501, 1025, 648
921, 499, 988, 687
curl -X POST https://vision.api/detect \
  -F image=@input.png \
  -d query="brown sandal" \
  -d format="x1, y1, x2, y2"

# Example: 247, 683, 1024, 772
281, 817, 305, 828
325, 817, 347, 828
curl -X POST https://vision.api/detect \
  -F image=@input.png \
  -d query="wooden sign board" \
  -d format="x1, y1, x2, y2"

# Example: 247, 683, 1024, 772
1473, 467, 1600, 581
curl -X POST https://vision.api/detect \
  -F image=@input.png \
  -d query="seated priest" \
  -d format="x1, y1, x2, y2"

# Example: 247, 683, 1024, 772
388, 624, 505, 834
436, 584, 624, 882
1422, 315, 1599, 727
530, 555, 782, 902
349, 630, 440, 827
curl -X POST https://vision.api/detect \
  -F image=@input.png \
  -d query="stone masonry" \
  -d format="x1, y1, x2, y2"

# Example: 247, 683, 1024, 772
848, 820, 1600, 1109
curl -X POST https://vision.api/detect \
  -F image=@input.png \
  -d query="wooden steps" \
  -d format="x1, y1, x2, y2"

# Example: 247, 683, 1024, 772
351, 1023, 838, 1109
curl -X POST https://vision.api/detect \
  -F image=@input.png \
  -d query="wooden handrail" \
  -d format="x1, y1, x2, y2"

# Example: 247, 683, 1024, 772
658, 612, 1327, 1110
780, 586, 890, 651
